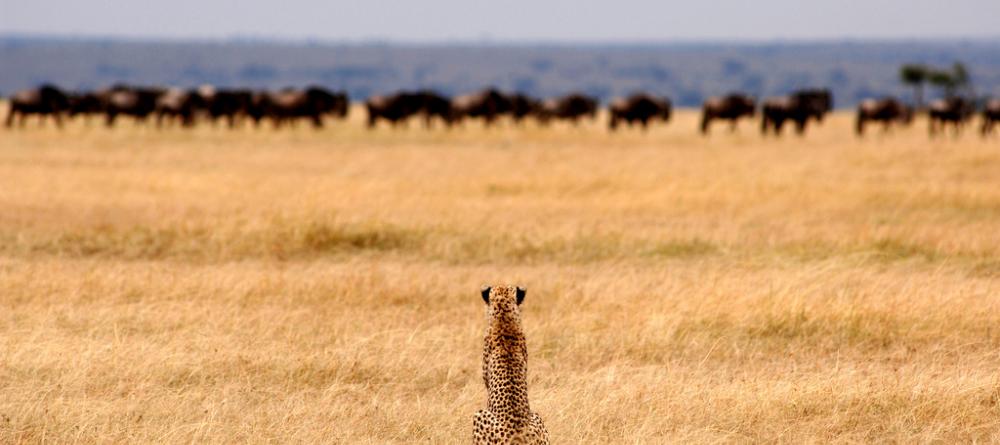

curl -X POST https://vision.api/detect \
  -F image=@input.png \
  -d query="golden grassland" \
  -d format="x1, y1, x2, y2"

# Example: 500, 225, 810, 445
2, 105, 1000, 443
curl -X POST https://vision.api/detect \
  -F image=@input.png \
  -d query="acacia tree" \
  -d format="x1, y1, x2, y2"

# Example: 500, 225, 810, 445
928, 70, 957, 98
951, 62, 972, 97
927, 63, 971, 99
900, 64, 928, 107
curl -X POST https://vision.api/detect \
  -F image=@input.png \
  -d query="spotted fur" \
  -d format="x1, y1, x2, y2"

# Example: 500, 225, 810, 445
473, 285, 549, 444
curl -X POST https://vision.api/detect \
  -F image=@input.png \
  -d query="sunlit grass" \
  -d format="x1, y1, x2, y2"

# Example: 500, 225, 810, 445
1, 107, 1000, 442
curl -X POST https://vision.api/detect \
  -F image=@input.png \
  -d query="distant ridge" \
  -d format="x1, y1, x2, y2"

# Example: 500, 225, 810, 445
3, 35, 999, 107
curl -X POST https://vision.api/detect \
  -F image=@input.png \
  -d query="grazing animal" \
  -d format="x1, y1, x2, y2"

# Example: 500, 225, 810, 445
365, 90, 454, 128
537, 93, 598, 125
473, 285, 549, 445
102, 85, 164, 127
252, 87, 348, 128
410, 90, 454, 127
365, 92, 423, 128
981, 99, 1000, 136
67, 91, 106, 124
700, 93, 756, 134
855, 97, 913, 135
205, 88, 254, 128
154, 88, 208, 128
608, 93, 672, 130
508, 93, 542, 124
928, 97, 975, 136
5, 84, 71, 127
761, 89, 832, 135
798, 88, 833, 121
452, 88, 513, 126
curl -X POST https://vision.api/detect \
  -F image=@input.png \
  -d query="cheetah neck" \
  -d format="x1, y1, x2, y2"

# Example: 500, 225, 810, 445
483, 313, 532, 419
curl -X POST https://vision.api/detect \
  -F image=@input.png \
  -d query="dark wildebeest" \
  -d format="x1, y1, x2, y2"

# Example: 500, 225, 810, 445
365, 92, 424, 128
981, 99, 1000, 136
246, 91, 268, 125
5, 84, 71, 128
451, 88, 513, 126
798, 88, 833, 121
700, 93, 756, 134
102, 85, 164, 127
508, 93, 542, 124
253, 87, 348, 128
154, 88, 210, 128
928, 97, 975, 136
855, 97, 913, 136
608, 93, 672, 131
67, 91, 106, 124
305, 86, 349, 122
205, 88, 254, 128
410, 90, 454, 127
760, 89, 833, 135
537, 93, 599, 125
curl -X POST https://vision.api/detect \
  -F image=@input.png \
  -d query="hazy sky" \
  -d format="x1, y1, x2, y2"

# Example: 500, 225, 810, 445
2, 0, 999, 42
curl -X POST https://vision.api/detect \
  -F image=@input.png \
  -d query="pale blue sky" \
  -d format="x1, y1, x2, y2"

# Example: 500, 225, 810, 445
2, 0, 999, 42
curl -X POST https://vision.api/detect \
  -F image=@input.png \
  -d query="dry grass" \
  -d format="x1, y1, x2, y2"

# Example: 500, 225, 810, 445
2, 106, 1000, 443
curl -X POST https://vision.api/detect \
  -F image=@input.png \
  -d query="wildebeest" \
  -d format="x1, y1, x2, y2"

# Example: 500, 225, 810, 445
102, 85, 164, 127
306, 86, 349, 121
5, 84, 71, 127
366, 92, 424, 128
206, 88, 254, 127
855, 97, 913, 135
537, 93, 599, 125
800, 88, 833, 120
67, 91, 106, 123
608, 93, 672, 130
154, 88, 211, 127
928, 97, 975, 136
761, 89, 833, 135
451, 88, 513, 126
252, 87, 348, 128
700, 93, 756, 134
508, 93, 542, 124
981, 99, 1000, 136
410, 90, 454, 127
365, 90, 455, 128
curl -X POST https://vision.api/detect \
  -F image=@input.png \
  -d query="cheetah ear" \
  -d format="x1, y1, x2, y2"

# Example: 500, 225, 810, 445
516, 286, 526, 305
481, 286, 491, 304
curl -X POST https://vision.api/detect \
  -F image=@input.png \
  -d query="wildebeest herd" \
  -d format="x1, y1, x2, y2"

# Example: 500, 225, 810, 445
5, 84, 349, 129
5, 83, 1000, 137
365, 88, 600, 128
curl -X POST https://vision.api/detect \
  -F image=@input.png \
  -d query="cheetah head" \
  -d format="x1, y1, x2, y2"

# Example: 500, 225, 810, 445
481, 285, 526, 319
481, 285, 525, 304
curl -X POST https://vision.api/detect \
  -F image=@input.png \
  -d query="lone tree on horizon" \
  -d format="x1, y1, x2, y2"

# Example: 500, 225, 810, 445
902, 62, 972, 103
927, 62, 971, 99
900, 64, 929, 107
950, 62, 972, 97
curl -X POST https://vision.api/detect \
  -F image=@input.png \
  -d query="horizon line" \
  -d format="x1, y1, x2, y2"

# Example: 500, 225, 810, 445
4, 32, 1000, 48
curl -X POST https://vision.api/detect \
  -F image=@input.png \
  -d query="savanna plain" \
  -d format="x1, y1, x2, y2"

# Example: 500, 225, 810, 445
2, 107, 1000, 443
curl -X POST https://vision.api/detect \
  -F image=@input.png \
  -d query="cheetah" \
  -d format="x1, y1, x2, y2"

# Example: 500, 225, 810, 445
473, 285, 549, 445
